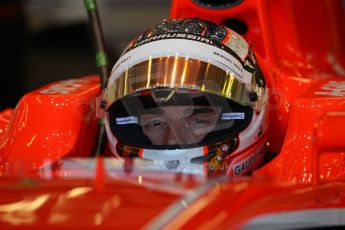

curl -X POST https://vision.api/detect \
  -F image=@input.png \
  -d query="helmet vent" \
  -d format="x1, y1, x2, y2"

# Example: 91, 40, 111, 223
192, 0, 243, 9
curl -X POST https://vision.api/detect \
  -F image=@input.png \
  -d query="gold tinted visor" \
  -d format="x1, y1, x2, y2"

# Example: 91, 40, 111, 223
106, 56, 251, 109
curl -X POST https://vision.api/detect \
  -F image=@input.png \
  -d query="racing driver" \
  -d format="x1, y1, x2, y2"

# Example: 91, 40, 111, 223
103, 18, 269, 177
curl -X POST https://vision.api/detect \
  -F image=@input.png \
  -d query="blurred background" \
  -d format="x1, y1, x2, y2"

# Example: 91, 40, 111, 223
0, 0, 171, 110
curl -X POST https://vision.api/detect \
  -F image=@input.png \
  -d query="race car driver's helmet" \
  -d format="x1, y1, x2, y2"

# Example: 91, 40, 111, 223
104, 18, 268, 177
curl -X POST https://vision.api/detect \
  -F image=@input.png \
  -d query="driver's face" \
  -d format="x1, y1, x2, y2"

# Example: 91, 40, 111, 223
139, 106, 220, 145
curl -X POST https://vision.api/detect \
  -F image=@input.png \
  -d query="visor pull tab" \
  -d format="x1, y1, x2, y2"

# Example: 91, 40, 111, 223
217, 143, 231, 162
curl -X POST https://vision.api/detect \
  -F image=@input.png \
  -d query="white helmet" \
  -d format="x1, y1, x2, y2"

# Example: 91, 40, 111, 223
104, 18, 268, 177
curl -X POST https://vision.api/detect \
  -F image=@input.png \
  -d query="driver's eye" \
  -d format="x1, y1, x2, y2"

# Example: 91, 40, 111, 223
146, 120, 167, 129
150, 121, 163, 127
191, 119, 208, 125
187, 118, 210, 129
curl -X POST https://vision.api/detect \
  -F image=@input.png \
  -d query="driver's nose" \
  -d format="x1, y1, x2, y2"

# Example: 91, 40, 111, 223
166, 126, 180, 145
165, 123, 195, 145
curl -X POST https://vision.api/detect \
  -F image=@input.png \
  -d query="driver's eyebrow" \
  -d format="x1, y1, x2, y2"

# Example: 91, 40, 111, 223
140, 107, 164, 116
183, 107, 217, 116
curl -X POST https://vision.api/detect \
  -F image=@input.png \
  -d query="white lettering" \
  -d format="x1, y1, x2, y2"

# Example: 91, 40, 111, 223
116, 116, 138, 125
39, 79, 89, 95
222, 112, 245, 120
315, 81, 345, 97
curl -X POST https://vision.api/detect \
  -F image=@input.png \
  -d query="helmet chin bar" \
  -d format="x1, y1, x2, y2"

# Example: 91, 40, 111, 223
116, 136, 239, 177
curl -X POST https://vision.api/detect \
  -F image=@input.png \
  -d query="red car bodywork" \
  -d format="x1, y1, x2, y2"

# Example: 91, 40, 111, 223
0, 0, 345, 229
